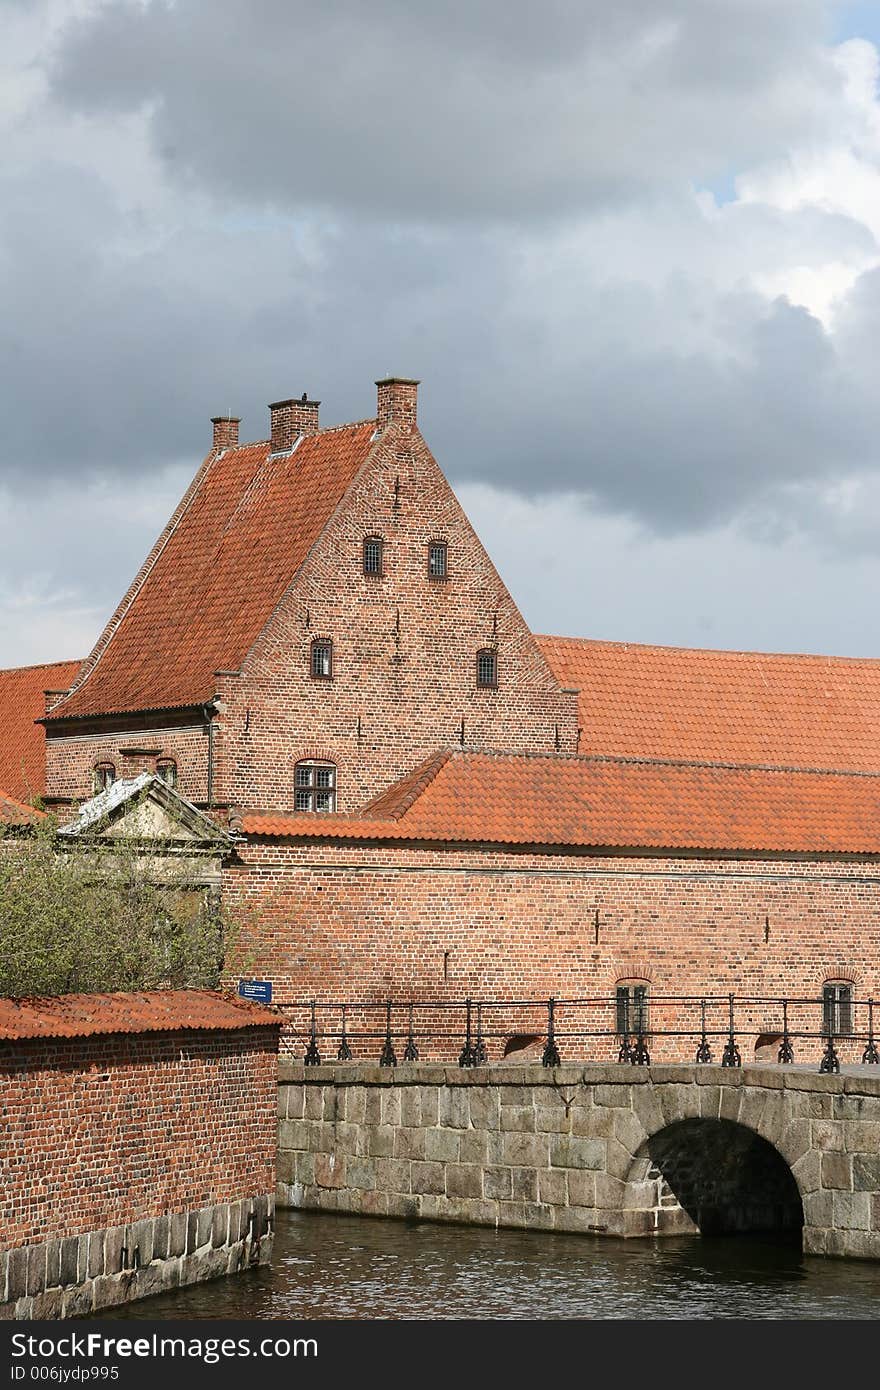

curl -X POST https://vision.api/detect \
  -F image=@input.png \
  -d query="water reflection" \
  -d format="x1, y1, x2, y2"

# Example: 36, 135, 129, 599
104, 1210, 880, 1320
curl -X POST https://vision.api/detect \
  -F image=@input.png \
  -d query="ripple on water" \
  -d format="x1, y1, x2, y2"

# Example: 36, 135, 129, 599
100, 1209, 880, 1321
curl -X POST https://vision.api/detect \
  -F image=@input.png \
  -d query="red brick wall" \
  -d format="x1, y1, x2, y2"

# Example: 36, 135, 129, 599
44, 424, 576, 813
0, 1027, 278, 1249
45, 724, 209, 808
213, 427, 578, 813
225, 837, 879, 1061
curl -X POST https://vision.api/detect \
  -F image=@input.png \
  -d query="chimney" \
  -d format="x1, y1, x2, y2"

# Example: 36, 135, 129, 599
376, 377, 419, 432
211, 415, 240, 450
269, 393, 320, 453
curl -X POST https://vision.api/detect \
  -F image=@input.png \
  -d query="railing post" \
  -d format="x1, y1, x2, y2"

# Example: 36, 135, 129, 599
459, 997, 476, 1068
304, 999, 321, 1067
777, 999, 794, 1064
721, 994, 741, 1068
819, 1030, 840, 1074
473, 1002, 487, 1065
403, 1003, 419, 1062
632, 1033, 650, 1066
542, 997, 561, 1068
695, 998, 712, 1064
863, 998, 879, 1065
337, 1003, 353, 1062
379, 1000, 397, 1067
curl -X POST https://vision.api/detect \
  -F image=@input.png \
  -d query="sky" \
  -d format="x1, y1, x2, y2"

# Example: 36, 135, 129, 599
2, 0, 880, 666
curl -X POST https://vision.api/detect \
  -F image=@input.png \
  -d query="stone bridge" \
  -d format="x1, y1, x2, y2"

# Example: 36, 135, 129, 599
277, 1062, 880, 1260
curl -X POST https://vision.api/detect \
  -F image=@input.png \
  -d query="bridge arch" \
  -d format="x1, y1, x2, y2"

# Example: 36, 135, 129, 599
622, 1117, 804, 1238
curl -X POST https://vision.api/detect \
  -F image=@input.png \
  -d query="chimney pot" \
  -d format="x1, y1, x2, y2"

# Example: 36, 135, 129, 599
376, 376, 419, 432
211, 416, 240, 450
269, 395, 320, 453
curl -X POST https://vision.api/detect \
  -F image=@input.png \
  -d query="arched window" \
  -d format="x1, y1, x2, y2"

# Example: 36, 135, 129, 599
476, 648, 498, 688
363, 536, 384, 577
616, 981, 649, 1036
295, 760, 337, 813
93, 762, 115, 794
156, 759, 178, 789
310, 638, 333, 680
822, 979, 854, 1037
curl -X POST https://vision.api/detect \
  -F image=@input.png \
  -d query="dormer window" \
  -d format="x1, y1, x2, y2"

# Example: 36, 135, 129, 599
428, 541, 448, 579
156, 759, 177, 789
476, 649, 498, 688
311, 638, 333, 679
295, 761, 337, 813
363, 537, 383, 577
93, 763, 115, 794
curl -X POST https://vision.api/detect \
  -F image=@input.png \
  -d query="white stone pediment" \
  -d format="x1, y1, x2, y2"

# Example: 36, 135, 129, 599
60, 773, 232, 850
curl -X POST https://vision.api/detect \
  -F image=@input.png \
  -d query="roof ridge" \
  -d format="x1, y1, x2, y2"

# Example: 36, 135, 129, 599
360, 749, 454, 820
0, 659, 83, 677
535, 632, 880, 665
447, 747, 880, 779
226, 418, 377, 452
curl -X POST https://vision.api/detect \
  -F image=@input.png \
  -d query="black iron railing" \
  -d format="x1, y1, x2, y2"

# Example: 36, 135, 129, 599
275, 994, 880, 1074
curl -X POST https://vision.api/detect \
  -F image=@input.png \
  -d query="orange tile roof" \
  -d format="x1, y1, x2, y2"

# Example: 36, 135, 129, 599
0, 660, 82, 801
537, 635, 880, 773
49, 423, 378, 720
241, 749, 880, 856
0, 989, 281, 1040
0, 791, 45, 826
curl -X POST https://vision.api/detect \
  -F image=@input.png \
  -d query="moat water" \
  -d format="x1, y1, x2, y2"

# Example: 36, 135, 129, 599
104, 1209, 880, 1320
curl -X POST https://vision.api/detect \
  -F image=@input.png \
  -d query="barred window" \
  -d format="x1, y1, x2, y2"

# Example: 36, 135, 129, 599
823, 981, 853, 1037
93, 763, 115, 794
476, 648, 497, 688
428, 541, 448, 579
310, 639, 333, 680
156, 759, 177, 788
363, 537, 383, 576
616, 984, 649, 1036
295, 761, 337, 813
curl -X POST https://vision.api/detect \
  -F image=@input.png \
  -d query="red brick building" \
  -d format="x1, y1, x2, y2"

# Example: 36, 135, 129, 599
4, 377, 880, 1057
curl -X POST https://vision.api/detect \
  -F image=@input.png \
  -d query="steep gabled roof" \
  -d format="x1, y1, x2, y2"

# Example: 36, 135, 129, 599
241, 748, 880, 856
537, 635, 880, 773
48, 422, 378, 721
0, 659, 82, 801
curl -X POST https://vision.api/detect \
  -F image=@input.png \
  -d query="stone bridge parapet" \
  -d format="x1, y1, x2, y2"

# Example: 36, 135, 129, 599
277, 1063, 880, 1260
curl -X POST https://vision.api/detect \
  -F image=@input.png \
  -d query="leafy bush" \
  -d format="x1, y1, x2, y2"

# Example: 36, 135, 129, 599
0, 817, 246, 998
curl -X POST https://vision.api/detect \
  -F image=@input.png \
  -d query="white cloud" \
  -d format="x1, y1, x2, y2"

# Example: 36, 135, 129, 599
3, 1, 880, 664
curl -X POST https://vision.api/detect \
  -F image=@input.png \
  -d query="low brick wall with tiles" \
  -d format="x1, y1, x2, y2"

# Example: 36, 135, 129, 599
0, 991, 281, 1319
277, 1062, 880, 1261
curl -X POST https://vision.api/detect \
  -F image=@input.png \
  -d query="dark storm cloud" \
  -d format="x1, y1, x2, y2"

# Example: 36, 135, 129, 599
49, 0, 842, 221
0, 0, 877, 548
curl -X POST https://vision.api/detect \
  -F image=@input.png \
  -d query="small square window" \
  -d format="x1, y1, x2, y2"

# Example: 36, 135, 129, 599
363, 538, 383, 576
311, 639, 333, 679
476, 648, 497, 688
428, 542, 447, 579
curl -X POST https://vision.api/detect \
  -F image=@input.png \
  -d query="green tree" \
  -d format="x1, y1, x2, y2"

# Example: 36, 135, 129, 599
0, 815, 247, 997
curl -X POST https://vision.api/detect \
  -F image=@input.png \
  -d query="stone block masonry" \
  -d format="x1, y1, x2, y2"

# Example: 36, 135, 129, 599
0, 992, 281, 1319
277, 1063, 880, 1261
0, 1196, 273, 1320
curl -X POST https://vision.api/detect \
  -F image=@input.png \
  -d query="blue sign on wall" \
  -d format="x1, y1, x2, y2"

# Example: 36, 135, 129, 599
238, 979, 273, 1004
